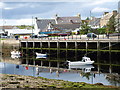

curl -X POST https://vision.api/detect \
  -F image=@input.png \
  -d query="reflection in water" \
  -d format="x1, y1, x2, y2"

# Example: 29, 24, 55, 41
1, 49, 120, 87
16, 65, 19, 69
68, 65, 94, 73
36, 56, 47, 59
0, 62, 120, 87
11, 55, 21, 59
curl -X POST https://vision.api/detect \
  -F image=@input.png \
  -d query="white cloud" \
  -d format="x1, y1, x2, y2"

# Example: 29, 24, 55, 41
2, 0, 120, 2
90, 0, 118, 5
91, 7, 110, 13
4, 7, 13, 10
0, 19, 33, 25
1, 2, 31, 10
0, 2, 5, 8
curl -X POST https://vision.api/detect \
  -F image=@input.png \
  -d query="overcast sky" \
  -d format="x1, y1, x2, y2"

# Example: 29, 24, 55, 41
0, 0, 120, 25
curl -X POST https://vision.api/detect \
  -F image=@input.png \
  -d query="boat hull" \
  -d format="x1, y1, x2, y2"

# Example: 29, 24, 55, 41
36, 53, 47, 57
69, 61, 94, 65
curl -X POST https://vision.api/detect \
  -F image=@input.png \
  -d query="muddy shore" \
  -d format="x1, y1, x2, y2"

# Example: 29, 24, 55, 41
1, 73, 119, 89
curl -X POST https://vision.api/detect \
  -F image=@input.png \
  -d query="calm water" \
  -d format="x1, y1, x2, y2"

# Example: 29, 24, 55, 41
0, 62, 120, 87
1, 50, 120, 87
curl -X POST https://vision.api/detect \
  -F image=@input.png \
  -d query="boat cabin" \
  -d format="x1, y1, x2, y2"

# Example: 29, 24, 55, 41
82, 57, 91, 62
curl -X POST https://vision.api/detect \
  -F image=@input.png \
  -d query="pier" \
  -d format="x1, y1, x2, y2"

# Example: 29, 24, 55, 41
20, 39, 120, 52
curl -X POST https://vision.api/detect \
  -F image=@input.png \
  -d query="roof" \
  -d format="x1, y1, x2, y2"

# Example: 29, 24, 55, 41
0, 26, 15, 29
36, 19, 55, 31
89, 18, 100, 26
5, 29, 33, 35
50, 23, 80, 30
101, 12, 113, 20
56, 16, 81, 24
0, 30, 4, 34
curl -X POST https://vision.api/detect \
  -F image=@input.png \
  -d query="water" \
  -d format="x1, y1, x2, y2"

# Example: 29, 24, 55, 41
0, 62, 120, 87
1, 50, 120, 87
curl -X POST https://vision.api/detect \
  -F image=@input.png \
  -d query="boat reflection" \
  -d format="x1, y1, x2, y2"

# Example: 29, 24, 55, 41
11, 55, 21, 59
36, 56, 47, 59
68, 65, 94, 73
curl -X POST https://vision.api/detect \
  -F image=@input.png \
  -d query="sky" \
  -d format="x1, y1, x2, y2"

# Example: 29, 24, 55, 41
0, 0, 120, 25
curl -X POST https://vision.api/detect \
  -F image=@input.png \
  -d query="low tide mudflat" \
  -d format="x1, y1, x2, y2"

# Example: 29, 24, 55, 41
1, 73, 119, 89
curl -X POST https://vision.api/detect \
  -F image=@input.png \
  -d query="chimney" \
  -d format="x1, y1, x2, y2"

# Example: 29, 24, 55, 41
112, 10, 117, 16
55, 14, 58, 19
104, 12, 109, 15
70, 20, 74, 23
35, 17, 38, 20
77, 13, 80, 17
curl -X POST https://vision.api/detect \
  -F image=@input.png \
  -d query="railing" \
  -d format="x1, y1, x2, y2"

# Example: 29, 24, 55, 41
20, 34, 120, 41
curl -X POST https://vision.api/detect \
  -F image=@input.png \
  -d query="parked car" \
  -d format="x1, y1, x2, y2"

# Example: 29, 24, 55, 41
0, 35, 8, 38
57, 33, 70, 36
38, 34, 48, 38
31, 35, 38, 38
87, 33, 97, 38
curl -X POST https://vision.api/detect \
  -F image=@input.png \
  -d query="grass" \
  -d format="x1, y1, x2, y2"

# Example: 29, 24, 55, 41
0, 39, 6, 40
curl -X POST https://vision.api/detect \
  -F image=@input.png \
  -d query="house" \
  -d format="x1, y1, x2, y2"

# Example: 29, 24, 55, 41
0, 30, 4, 35
55, 14, 81, 24
100, 10, 117, 28
34, 14, 81, 34
89, 17, 101, 29
47, 23, 80, 33
5, 29, 33, 38
0, 26, 17, 36
115, 13, 120, 32
116, 1, 120, 32
0, 26, 17, 30
34, 17, 56, 34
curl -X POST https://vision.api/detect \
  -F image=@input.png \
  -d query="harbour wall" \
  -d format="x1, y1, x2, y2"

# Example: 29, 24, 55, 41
20, 39, 120, 52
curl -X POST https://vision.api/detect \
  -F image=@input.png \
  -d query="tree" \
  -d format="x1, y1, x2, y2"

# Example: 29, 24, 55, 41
80, 21, 91, 34
106, 16, 116, 34
86, 17, 90, 20
97, 27, 106, 34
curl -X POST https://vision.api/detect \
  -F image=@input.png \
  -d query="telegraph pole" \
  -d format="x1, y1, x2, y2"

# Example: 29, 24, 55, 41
118, 1, 120, 40
32, 16, 33, 39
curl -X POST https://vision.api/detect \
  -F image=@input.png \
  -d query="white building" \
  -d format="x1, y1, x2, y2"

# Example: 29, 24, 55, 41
5, 29, 34, 38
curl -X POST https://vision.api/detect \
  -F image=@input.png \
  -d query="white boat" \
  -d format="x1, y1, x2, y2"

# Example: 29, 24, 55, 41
67, 56, 94, 65
11, 50, 22, 56
36, 52, 47, 57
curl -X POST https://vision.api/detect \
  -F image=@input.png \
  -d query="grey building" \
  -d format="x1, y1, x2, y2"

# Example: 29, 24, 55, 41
89, 17, 101, 29
34, 14, 81, 34
34, 18, 56, 32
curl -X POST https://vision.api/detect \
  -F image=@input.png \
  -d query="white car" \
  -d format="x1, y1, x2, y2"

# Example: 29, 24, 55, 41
38, 34, 48, 38
0, 35, 8, 38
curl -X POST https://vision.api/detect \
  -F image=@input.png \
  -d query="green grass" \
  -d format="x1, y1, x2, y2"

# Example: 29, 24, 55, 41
0, 39, 6, 40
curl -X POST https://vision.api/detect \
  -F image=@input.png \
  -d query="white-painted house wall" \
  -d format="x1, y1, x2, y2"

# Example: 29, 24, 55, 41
34, 18, 40, 35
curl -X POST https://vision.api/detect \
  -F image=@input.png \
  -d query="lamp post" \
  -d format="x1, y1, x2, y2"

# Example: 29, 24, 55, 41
118, 14, 120, 40
32, 16, 33, 39
118, 1, 120, 40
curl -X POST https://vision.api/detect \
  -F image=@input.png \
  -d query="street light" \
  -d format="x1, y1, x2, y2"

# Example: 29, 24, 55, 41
32, 16, 33, 39
118, 1, 120, 40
